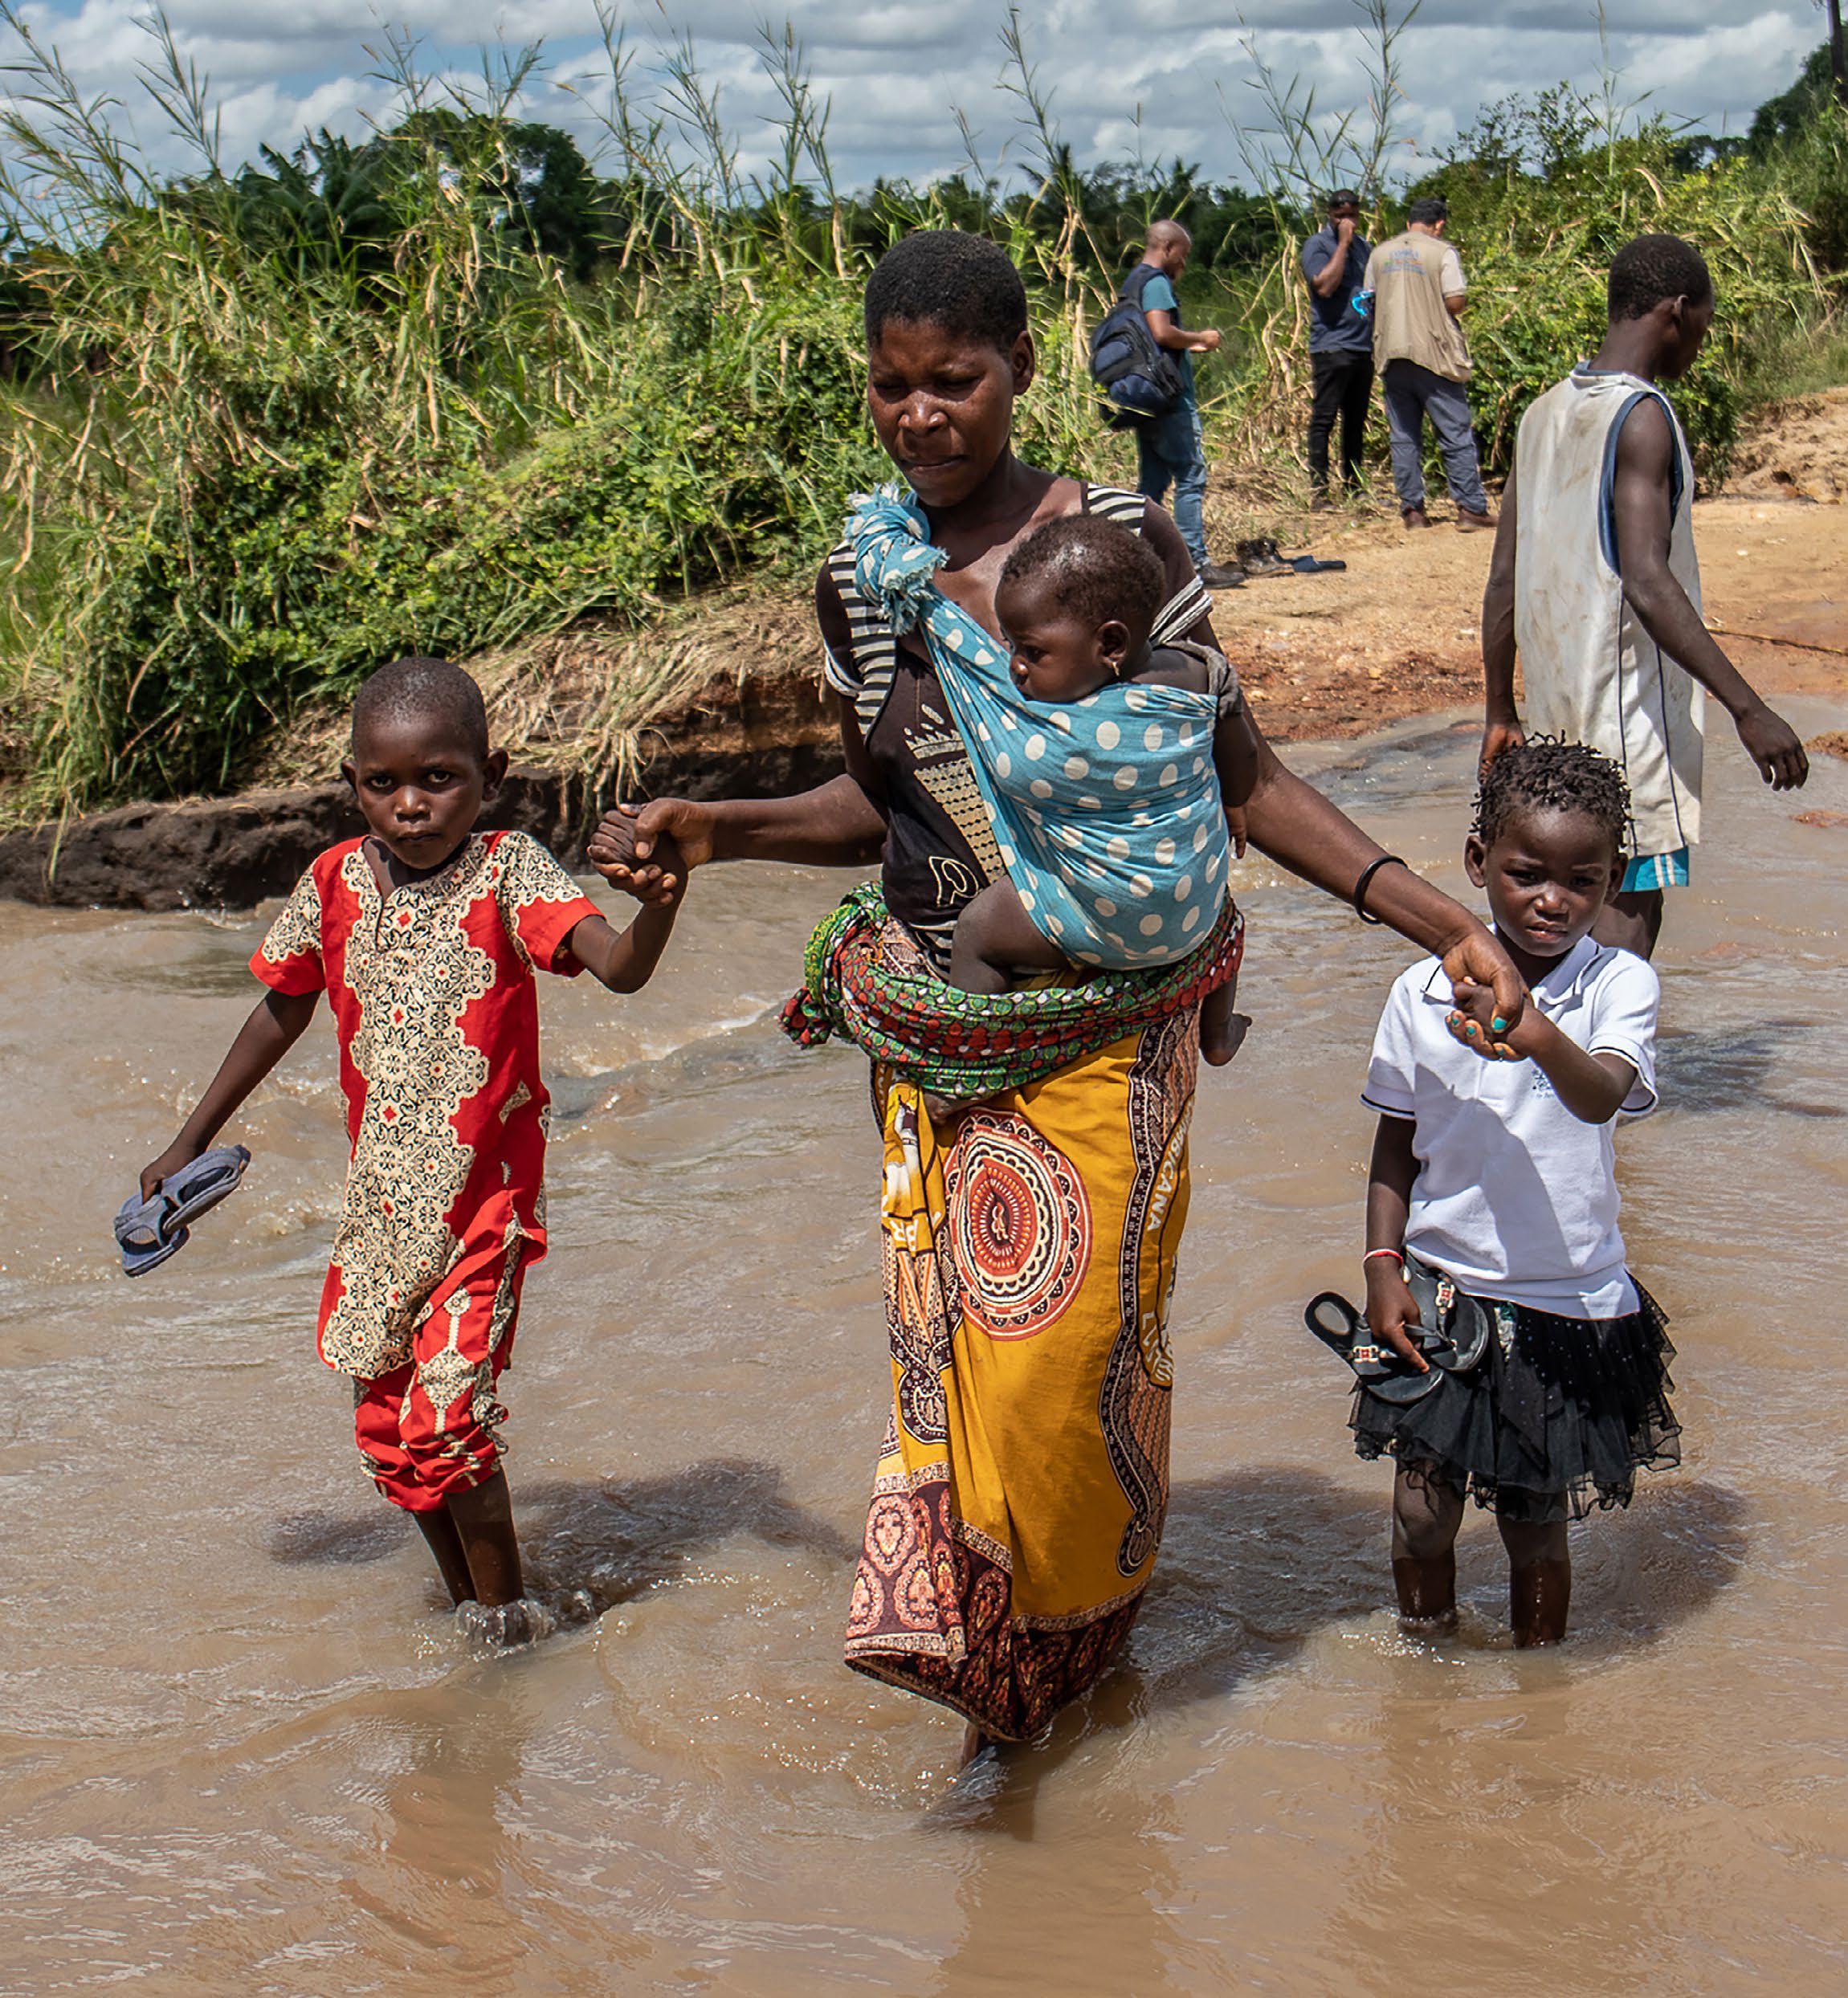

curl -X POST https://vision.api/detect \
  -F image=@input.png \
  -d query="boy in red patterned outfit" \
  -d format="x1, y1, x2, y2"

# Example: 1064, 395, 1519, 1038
141, 657, 683, 1637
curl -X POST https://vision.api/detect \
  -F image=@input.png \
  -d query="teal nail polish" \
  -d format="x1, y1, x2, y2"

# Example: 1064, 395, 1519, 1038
1491, 1016, 1508, 1033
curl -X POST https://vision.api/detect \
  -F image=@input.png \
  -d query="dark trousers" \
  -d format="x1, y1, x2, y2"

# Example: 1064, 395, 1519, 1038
1382, 359, 1487, 515
1307, 348, 1373, 493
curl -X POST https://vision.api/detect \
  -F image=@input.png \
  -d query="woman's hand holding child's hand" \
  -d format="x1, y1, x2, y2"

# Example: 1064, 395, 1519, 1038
589, 800, 719, 905
1445, 976, 1528, 1061
1363, 1258, 1430, 1372
591, 822, 687, 906
1438, 929, 1525, 1051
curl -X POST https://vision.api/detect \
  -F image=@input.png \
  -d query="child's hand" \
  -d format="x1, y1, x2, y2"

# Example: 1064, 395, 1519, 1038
589, 807, 677, 906
637, 829, 687, 907
1364, 1258, 1430, 1372
1445, 977, 1525, 1061
141, 1136, 205, 1201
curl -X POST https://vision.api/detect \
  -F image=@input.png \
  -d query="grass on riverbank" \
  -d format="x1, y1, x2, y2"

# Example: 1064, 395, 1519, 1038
0, 6, 1840, 823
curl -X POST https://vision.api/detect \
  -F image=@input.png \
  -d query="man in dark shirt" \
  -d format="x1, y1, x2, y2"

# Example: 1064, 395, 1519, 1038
1299, 190, 1373, 507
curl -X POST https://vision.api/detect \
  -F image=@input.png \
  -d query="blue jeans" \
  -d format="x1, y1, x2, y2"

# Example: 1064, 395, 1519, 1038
1136, 402, 1209, 570
1381, 360, 1487, 515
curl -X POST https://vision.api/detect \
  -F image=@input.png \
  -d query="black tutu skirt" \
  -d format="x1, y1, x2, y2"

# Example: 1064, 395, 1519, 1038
1350, 1279, 1680, 1523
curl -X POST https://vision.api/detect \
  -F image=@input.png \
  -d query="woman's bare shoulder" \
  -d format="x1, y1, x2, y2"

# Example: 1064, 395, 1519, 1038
1126, 644, 1210, 693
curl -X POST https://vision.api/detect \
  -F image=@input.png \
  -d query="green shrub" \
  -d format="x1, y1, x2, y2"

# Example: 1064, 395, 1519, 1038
0, 9, 1834, 813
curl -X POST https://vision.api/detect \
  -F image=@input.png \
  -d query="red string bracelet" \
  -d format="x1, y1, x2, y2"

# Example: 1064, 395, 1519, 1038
1362, 1247, 1405, 1266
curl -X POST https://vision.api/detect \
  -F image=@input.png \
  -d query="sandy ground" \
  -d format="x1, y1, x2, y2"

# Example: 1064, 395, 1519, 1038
1200, 490, 1846, 743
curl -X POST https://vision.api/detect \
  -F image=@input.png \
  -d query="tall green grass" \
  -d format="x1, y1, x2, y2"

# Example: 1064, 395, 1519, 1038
0, 9, 1113, 812
0, 2, 1838, 815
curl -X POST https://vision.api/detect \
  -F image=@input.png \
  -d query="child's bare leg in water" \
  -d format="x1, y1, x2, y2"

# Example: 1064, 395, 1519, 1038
1498, 1511, 1570, 1645
1391, 1462, 1465, 1631
412, 1470, 524, 1609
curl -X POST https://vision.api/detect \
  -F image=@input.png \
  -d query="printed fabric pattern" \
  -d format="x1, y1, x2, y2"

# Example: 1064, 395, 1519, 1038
846, 487, 1233, 968
353, 1221, 532, 1511
252, 829, 598, 1378
842, 915, 1201, 1743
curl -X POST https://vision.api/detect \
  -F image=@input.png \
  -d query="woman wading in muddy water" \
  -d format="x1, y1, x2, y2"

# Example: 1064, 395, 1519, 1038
592, 231, 1523, 1765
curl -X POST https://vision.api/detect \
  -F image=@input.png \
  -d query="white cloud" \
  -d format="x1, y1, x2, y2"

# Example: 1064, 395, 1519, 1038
0, 1, 1826, 194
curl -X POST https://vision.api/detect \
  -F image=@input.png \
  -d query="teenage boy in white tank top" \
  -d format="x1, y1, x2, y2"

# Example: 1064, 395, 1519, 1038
1479, 234, 1809, 958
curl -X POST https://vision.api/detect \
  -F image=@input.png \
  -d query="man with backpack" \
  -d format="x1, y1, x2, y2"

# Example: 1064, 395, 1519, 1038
1111, 221, 1243, 589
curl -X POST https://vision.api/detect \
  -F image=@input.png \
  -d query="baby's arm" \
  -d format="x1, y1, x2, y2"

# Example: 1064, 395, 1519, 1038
1446, 981, 1634, 1123
141, 989, 319, 1197
1362, 1114, 1429, 1371
1210, 707, 1251, 858
571, 830, 687, 993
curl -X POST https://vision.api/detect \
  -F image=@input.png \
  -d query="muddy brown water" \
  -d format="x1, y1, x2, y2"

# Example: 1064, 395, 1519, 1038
5, 708, 1847, 1995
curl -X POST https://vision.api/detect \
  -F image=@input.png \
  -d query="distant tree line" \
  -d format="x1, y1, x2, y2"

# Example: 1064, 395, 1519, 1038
4, 40, 1842, 384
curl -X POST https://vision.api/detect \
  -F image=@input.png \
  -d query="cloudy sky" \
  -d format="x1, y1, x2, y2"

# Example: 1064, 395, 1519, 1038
1, 2, 1828, 194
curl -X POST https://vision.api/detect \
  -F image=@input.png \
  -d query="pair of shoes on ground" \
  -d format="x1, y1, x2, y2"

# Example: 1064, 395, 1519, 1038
1197, 559, 1246, 589
1234, 536, 1294, 579
1403, 504, 1495, 532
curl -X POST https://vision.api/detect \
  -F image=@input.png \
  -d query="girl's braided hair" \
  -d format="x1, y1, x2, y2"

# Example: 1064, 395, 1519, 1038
1472, 736, 1630, 856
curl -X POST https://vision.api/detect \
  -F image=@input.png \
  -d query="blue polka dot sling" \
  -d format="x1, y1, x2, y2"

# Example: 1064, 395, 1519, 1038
848, 488, 1231, 969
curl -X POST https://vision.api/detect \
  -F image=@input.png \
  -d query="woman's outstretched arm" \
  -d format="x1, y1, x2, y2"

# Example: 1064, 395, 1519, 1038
588, 701, 887, 900
1233, 707, 1527, 1030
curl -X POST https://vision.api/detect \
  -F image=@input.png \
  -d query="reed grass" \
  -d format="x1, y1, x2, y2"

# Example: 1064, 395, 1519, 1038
0, 2, 1836, 818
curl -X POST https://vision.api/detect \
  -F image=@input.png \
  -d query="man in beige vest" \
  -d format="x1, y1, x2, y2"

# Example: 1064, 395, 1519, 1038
1479, 234, 1807, 957
1365, 197, 1491, 530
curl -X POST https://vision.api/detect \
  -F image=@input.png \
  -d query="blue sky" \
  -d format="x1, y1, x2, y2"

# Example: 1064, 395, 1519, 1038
1, 2, 1828, 194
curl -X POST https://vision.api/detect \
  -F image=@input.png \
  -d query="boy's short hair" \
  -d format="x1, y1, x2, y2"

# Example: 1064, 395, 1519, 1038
1472, 736, 1630, 857
1328, 189, 1360, 210
864, 230, 1028, 355
1407, 196, 1448, 226
352, 655, 489, 760
997, 515, 1165, 650
1608, 233, 1713, 321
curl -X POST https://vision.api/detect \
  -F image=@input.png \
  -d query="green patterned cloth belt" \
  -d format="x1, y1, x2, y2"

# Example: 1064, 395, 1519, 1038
779, 883, 1244, 1097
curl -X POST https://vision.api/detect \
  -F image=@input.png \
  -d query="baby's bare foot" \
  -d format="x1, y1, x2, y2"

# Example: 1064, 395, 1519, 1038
1199, 985, 1251, 1066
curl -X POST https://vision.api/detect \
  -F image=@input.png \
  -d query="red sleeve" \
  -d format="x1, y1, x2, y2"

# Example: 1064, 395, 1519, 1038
250, 861, 327, 994
493, 832, 600, 977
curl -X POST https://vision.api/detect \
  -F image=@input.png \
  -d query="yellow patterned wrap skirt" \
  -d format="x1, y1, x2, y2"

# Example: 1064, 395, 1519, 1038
844, 1001, 1201, 1742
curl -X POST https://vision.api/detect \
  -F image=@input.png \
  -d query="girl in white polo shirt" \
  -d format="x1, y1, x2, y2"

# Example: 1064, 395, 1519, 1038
1352, 739, 1679, 1646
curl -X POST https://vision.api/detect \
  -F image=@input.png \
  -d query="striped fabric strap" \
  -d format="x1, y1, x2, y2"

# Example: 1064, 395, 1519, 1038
822, 487, 1210, 727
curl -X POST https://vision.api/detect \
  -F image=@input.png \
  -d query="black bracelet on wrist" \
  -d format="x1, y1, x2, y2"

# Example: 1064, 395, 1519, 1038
1352, 854, 1407, 924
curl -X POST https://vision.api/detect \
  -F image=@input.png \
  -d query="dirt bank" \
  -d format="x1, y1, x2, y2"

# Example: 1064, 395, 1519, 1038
4, 398, 1843, 911
0, 667, 838, 912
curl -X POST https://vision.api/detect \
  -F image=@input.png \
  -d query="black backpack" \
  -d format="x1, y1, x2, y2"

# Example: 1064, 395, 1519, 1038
1088, 263, 1185, 422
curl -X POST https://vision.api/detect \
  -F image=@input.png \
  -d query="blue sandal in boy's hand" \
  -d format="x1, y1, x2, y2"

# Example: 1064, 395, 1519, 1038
114, 1144, 251, 1277
1303, 1290, 1443, 1403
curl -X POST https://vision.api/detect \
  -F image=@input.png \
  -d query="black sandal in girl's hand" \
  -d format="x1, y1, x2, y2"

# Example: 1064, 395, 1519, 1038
1303, 1291, 1442, 1404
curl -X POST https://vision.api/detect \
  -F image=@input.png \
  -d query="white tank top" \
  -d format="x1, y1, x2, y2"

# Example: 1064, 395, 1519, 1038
1514, 369, 1704, 858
